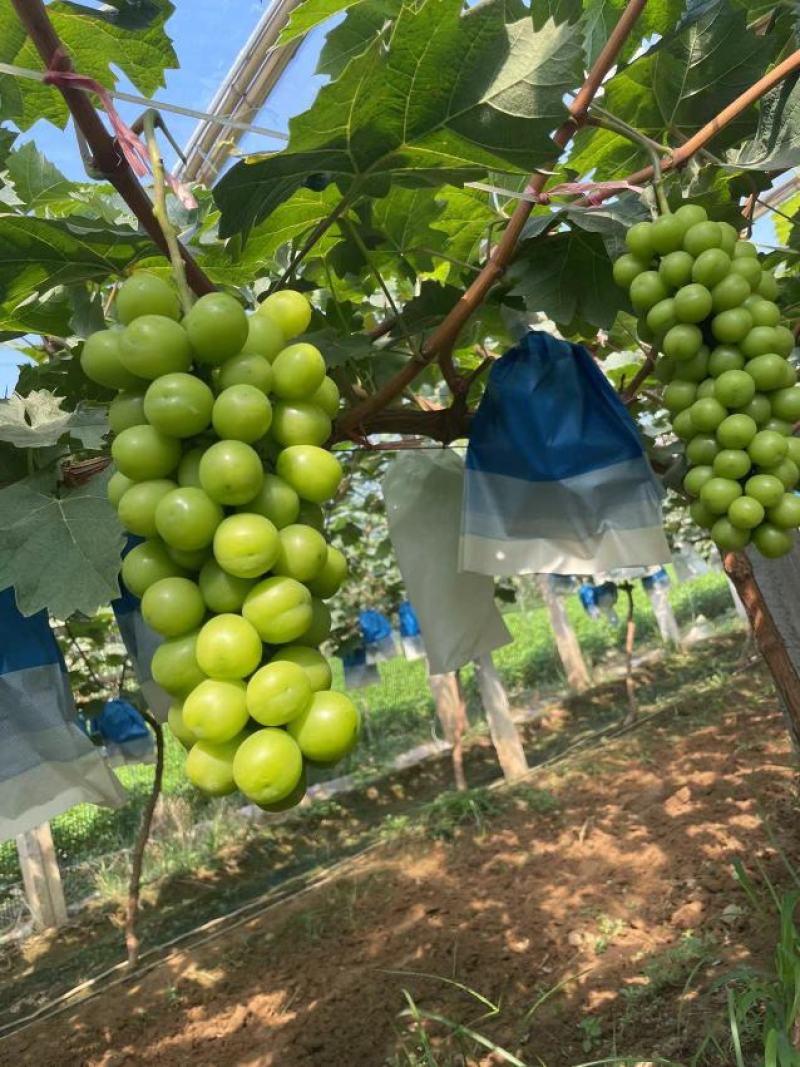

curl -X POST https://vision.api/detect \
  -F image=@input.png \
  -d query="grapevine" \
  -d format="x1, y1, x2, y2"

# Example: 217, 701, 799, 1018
84, 276, 359, 810
613, 206, 800, 559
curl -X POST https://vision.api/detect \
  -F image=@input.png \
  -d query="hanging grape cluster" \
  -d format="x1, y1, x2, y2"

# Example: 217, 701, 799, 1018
613, 204, 800, 558
82, 275, 358, 811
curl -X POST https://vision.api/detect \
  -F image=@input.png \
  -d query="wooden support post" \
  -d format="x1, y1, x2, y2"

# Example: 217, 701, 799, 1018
429, 671, 468, 791
474, 653, 528, 781
16, 822, 67, 930
537, 576, 591, 693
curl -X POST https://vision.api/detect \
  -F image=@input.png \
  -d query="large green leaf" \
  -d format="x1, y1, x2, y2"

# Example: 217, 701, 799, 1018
199, 187, 345, 285
0, 214, 151, 317
533, 0, 685, 66
566, 0, 780, 181
429, 185, 503, 269
508, 226, 624, 329
727, 74, 800, 171
279, 0, 371, 44
317, 0, 396, 78
4, 143, 73, 212
214, 0, 582, 237
0, 467, 124, 618
0, 0, 178, 129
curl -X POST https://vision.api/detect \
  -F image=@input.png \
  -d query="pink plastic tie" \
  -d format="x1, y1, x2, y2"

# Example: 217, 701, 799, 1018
523, 179, 646, 207
43, 69, 197, 210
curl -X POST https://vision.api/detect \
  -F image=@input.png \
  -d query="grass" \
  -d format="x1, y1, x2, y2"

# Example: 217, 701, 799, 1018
0, 569, 735, 903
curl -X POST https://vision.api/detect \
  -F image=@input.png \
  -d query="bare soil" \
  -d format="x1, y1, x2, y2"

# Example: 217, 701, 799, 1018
1, 634, 798, 1067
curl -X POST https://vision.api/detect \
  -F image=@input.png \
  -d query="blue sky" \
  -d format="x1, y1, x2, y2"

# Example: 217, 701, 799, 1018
0, 1, 327, 393
0, 4, 783, 393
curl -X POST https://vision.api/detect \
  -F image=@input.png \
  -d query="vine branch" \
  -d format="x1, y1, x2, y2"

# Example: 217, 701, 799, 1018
10, 0, 214, 298
588, 48, 800, 207
336, 0, 649, 438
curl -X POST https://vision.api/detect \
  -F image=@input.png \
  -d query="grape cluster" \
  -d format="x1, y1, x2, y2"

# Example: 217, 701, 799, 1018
82, 275, 359, 811
613, 204, 800, 558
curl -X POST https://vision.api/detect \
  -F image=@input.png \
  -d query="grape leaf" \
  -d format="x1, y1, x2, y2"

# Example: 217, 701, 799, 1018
200, 187, 346, 285
4, 143, 73, 212
300, 328, 378, 368
65, 403, 109, 451
508, 227, 624, 329
214, 0, 582, 237
727, 74, 800, 171
0, 467, 124, 618
0, 391, 72, 447
566, 0, 780, 180
0, 215, 151, 315
317, 0, 396, 79
0, 0, 178, 130
427, 185, 503, 270
279, 0, 372, 44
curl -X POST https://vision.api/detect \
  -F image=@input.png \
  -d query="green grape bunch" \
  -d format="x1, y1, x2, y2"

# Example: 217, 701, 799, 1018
83, 274, 359, 810
613, 204, 800, 559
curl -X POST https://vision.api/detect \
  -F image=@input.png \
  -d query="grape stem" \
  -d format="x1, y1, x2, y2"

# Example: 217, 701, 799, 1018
142, 110, 194, 317
586, 106, 670, 216
125, 709, 164, 970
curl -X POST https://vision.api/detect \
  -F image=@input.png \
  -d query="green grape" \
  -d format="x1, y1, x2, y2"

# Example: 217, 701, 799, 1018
119, 315, 192, 379
212, 384, 272, 443
663, 324, 703, 361
690, 498, 716, 529
766, 493, 800, 529
770, 386, 800, 423
690, 397, 727, 432
716, 414, 757, 450
683, 221, 722, 256
672, 408, 695, 440
752, 523, 794, 558
217, 352, 274, 394
81, 329, 141, 390
744, 296, 781, 328
712, 449, 751, 480
711, 274, 750, 313
613, 253, 650, 288
625, 221, 655, 259
659, 250, 694, 289
108, 470, 136, 509
183, 293, 248, 365
696, 379, 716, 400
746, 354, 788, 392
143, 373, 214, 438
646, 298, 677, 336
108, 390, 147, 433
712, 308, 753, 344
630, 271, 668, 313
708, 346, 744, 376
155, 487, 224, 551
700, 476, 742, 514
745, 474, 785, 508
683, 465, 713, 497
738, 395, 771, 427
714, 369, 755, 408
711, 517, 751, 551
729, 257, 761, 290
141, 576, 205, 638
116, 272, 179, 324
687, 434, 720, 465
245, 313, 285, 362
663, 380, 697, 414
111, 425, 181, 480
651, 214, 686, 255
728, 495, 764, 531
257, 290, 313, 340
674, 283, 712, 325
757, 273, 780, 301
733, 240, 758, 259
117, 479, 177, 538
692, 248, 730, 288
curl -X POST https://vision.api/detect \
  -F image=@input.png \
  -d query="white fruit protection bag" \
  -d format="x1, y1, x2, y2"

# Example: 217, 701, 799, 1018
382, 449, 511, 675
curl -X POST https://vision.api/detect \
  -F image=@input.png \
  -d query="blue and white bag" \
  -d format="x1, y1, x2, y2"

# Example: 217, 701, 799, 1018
0, 587, 126, 841
460, 331, 670, 577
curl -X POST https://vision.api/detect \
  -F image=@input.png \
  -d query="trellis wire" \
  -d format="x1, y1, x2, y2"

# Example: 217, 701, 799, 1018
0, 61, 289, 142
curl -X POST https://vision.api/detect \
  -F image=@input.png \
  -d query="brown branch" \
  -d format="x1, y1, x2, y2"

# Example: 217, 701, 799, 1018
331, 404, 472, 445
589, 49, 800, 205
11, 0, 214, 298
125, 710, 164, 970
336, 0, 649, 438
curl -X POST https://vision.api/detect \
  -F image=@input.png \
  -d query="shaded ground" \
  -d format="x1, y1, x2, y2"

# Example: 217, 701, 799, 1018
2, 633, 798, 1066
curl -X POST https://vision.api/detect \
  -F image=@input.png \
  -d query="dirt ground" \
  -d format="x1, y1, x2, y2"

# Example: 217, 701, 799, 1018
1, 635, 798, 1066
